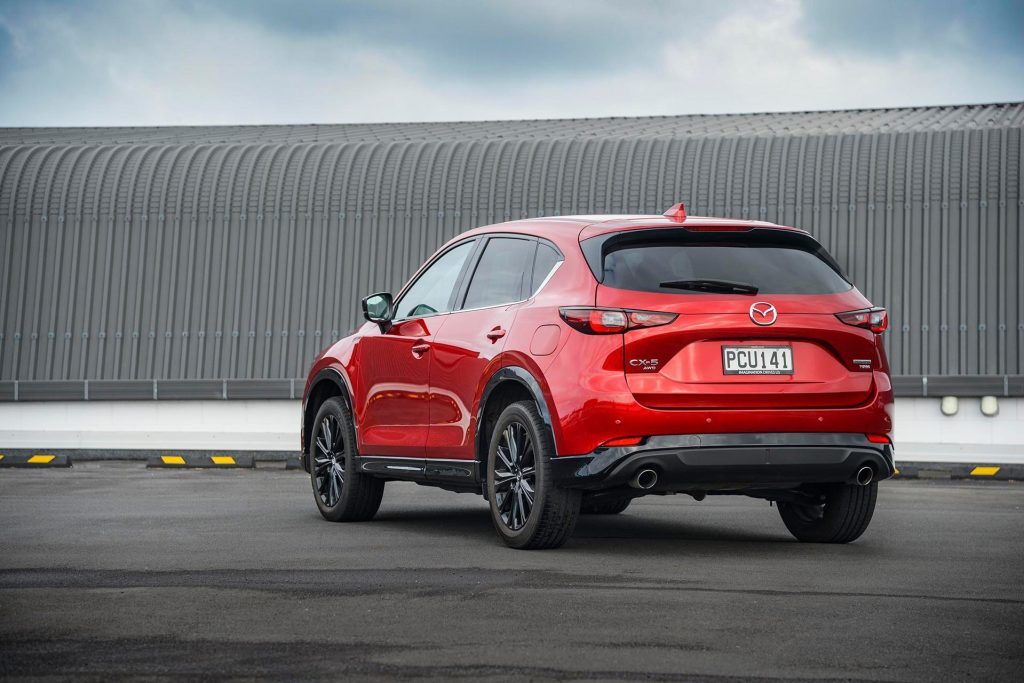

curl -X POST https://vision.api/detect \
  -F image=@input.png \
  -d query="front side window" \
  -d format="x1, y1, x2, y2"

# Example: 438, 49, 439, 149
394, 240, 474, 320
462, 237, 536, 310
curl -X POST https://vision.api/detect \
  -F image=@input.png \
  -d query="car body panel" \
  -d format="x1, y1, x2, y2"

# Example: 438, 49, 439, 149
596, 286, 880, 410
426, 304, 520, 460
349, 316, 442, 457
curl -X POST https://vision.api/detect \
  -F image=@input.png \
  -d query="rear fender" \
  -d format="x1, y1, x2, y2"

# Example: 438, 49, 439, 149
476, 365, 559, 461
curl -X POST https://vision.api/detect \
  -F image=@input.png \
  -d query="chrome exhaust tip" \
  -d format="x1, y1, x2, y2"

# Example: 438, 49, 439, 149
855, 466, 874, 486
630, 469, 658, 490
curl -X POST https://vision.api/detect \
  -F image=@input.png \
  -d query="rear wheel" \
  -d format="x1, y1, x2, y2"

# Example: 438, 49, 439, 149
310, 397, 384, 522
778, 482, 877, 543
580, 494, 632, 515
486, 401, 581, 549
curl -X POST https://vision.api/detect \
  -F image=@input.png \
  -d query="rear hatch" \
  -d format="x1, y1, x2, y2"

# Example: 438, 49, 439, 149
585, 227, 878, 410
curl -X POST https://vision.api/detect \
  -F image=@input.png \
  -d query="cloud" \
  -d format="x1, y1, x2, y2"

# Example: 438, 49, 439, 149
799, 0, 1024, 62
189, 0, 721, 79
0, 0, 1020, 127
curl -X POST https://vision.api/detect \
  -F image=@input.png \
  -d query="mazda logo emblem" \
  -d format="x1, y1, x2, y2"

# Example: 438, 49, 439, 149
749, 302, 778, 326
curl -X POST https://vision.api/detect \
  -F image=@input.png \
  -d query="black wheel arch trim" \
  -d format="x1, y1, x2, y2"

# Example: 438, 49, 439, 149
476, 366, 557, 461
302, 368, 354, 458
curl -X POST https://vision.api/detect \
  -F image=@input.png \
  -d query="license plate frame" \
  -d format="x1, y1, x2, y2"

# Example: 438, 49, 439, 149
721, 345, 794, 375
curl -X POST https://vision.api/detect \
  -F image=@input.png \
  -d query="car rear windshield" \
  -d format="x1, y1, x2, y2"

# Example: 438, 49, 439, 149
584, 229, 852, 295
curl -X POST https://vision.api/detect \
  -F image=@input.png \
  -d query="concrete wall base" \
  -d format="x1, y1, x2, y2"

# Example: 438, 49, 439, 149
1, 397, 1022, 464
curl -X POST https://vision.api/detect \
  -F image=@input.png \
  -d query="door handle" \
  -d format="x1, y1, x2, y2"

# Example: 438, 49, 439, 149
411, 342, 430, 357
486, 327, 506, 341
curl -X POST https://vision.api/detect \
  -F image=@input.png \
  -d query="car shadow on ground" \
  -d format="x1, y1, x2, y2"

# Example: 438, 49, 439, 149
367, 505, 797, 552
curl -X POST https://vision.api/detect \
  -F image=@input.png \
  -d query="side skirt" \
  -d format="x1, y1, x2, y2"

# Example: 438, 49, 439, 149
354, 455, 481, 493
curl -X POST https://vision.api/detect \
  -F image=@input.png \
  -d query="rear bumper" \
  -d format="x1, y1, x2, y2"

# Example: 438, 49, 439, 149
550, 433, 895, 491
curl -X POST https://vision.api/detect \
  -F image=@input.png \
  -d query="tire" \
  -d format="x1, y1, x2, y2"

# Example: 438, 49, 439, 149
309, 397, 384, 522
486, 401, 581, 549
580, 495, 632, 515
778, 482, 877, 543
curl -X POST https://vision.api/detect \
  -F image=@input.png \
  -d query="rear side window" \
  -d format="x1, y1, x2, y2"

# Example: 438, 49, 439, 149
591, 231, 851, 295
462, 237, 536, 309
530, 242, 562, 294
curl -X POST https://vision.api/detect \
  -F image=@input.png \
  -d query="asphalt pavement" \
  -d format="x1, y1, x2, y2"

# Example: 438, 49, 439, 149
1, 462, 1022, 681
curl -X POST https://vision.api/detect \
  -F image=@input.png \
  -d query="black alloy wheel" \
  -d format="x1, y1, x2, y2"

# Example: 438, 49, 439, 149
486, 400, 580, 549
309, 397, 384, 522
313, 412, 346, 507
493, 421, 536, 530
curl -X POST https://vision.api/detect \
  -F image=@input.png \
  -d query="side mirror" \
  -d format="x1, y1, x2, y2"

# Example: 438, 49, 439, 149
361, 292, 393, 331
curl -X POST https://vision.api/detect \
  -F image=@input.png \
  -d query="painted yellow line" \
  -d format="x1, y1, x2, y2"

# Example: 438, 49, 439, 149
27, 454, 55, 464
970, 466, 1000, 476
211, 456, 236, 466
161, 455, 186, 465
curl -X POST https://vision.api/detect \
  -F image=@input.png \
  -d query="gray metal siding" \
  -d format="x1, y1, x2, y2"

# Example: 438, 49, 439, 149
1, 104, 1022, 399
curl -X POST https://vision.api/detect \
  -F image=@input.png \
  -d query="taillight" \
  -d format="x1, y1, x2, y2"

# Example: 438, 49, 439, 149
682, 224, 752, 232
866, 434, 891, 444
559, 307, 678, 335
836, 307, 888, 334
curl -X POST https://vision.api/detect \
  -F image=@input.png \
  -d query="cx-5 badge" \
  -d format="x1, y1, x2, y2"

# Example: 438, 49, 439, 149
749, 302, 778, 326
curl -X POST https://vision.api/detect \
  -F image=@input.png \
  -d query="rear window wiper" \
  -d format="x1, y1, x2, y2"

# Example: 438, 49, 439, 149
658, 279, 759, 295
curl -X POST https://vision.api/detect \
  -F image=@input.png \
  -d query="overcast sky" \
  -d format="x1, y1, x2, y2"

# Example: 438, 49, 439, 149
1, 0, 1022, 127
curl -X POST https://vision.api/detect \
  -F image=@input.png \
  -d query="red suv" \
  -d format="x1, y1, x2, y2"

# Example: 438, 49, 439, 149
302, 204, 894, 549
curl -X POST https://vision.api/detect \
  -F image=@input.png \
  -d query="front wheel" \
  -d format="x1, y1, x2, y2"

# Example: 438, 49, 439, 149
310, 397, 384, 522
777, 482, 877, 543
486, 401, 581, 549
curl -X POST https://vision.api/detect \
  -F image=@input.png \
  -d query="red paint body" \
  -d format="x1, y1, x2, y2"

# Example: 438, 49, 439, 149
303, 213, 893, 464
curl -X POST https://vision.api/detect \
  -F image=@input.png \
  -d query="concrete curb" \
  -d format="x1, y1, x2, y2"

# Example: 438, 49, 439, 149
894, 462, 1023, 480
0, 452, 72, 468
1, 449, 1019, 481
146, 454, 255, 469
0, 448, 296, 461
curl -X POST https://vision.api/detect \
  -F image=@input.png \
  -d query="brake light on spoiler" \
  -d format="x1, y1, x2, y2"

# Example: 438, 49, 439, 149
559, 307, 678, 335
681, 224, 753, 232
836, 307, 888, 334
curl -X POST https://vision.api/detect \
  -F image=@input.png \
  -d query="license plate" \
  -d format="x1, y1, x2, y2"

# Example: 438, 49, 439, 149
722, 345, 794, 375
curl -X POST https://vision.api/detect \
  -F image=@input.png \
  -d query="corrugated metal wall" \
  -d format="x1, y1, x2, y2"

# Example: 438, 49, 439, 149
1, 110, 1022, 400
